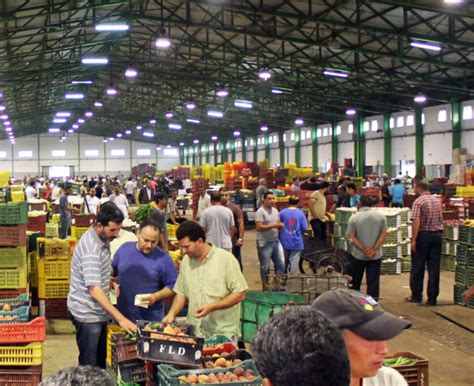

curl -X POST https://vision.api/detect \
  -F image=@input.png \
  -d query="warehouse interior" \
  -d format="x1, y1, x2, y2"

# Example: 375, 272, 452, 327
0, 1, 473, 386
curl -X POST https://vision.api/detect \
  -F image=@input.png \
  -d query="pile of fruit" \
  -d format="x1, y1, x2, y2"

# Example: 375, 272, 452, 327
143, 322, 188, 336
204, 353, 243, 369
178, 367, 257, 384
28, 210, 47, 217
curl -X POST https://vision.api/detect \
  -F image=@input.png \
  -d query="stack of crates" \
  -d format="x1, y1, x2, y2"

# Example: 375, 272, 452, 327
37, 237, 76, 319
441, 222, 459, 272
334, 208, 357, 252
71, 214, 95, 241
454, 224, 474, 308
10, 185, 25, 202
0, 203, 29, 297
0, 294, 46, 386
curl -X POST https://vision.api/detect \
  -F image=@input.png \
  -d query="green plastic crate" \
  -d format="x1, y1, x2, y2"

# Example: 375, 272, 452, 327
402, 256, 411, 273
0, 247, 26, 268
454, 284, 474, 308
455, 265, 474, 286
0, 202, 28, 225
0, 267, 28, 289
456, 244, 474, 267
240, 291, 306, 343
381, 259, 401, 275
459, 225, 474, 245
443, 225, 459, 241
335, 209, 356, 224
333, 223, 348, 238
441, 254, 456, 272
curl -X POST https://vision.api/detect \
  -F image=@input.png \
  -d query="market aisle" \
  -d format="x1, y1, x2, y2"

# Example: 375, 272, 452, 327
43, 229, 473, 385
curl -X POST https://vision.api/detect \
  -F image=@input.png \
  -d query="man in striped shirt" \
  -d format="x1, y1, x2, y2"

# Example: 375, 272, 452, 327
68, 202, 137, 368
407, 181, 443, 306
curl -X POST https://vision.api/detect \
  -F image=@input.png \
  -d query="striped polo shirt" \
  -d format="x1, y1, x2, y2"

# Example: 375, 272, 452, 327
67, 227, 112, 323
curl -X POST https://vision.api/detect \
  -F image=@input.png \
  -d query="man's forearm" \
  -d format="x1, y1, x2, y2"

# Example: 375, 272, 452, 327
151, 287, 175, 302
166, 293, 187, 318
208, 292, 245, 312
88, 285, 127, 324
256, 222, 276, 232
349, 235, 365, 252
372, 229, 387, 250
412, 219, 420, 241
238, 219, 245, 240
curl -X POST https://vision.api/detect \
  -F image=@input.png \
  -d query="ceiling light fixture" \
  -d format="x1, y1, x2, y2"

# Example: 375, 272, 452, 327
94, 101, 103, 107
68, 129, 74, 133
1, 115, 8, 120
5, 127, 12, 132
233, 130, 241, 137
81, 57, 109, 64
124, 68, 138, 78
207, 110, 224, 118
165, 112, 173, 119
103, 138, 107, 143
186, 118, 200, 124
179, 142, 184, 146
271, 89, 283, 94
216, 89, 228, 97
166, 145, 172, 148
125, 129, 131, 135
444, 0, 464, 3
258, 70, 272, 81
109, 137, 114, 141
136, 125, 142, 130
143, 132, 154, 137
169, 123, 182, 130
193, 139, 199, 144
72, 124, 79, 129
56, 112, 71, 117
149, 118, 157, 124
155, 37, 172, 49
53, 118, 67, 123
185, 101, 196, 110
211, 135, 218, 141
323, 69, 350, 78
410, 40, 442, 51
414, 94, 427, 103
95, 23, 129, 32
0, 105, 5, 111
260, 125, 269, 132
346, 108, 357, 116
156, 146, 162, 150
295, 118, 304, 125
116, 133, 123, 138
71, 80, 93, 85
65, 93, 84, 99
106, 87, 117, 96
85, 111, 93, 117
4, 121, 11, 126
78, 118, 85, 124
234, 100, 253, 109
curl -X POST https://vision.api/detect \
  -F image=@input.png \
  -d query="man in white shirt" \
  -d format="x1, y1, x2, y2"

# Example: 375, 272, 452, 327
25, 181, 37, 202
312, 289, 411, 386
194, 187, 211, 220
51, 182, 62, 202
200, 192, 234, 251
82, 188, 101, 215
124, 177, 136, 204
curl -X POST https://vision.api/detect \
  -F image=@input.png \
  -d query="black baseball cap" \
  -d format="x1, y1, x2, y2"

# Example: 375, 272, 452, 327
311, 289, 411, 341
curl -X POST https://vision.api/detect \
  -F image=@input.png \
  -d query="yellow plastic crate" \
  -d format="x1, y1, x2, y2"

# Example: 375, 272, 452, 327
0, 267, 28, 289
71, 226, 89, 240
0, 247, 26, 268
50, 214, 60, 223
45, 223, 59, 238
38, 278, 69, 299
37, 257, 70, 280
106, 325, 125, 366
11, 191, 25, 202
28, 251, 38, 288
37, 238, 76, 260
10, 185, 24, 192
166, 224, 178, 240
0, 342, 43, 366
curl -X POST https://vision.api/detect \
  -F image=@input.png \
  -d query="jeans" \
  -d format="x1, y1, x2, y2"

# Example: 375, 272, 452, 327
391, 202, 403, 208
350, 256, 382, 300
126, 193, 135, 204
310, 219, 327, 242
257, 240, 285, 278
71, 315, 108, 368
284, 249, 302, 275
410, 231, 442, 302
60, 217, 70, 239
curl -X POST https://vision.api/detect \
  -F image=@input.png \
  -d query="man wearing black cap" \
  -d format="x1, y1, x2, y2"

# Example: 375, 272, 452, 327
312, 289, 411, 386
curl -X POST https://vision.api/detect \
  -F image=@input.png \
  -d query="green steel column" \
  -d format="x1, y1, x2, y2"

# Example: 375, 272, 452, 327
231, 140, 236, 162
279, 132, 285, 166
264, 134, 270, 161
213, 143, 218, 165
253, 136, 258, 163
294, 127, 301, 167
331, 121, 338, 164
179, 146, 185, 165
452, 99, 462, 150
205, 144, 210, 164
353, 114, 366, 177
222, 141, 228, 163
415, 108, 424, 177
312, 127, 318, 172
197, 145, 202, 166
242, 138, 247, 162
383, 114, 392, 176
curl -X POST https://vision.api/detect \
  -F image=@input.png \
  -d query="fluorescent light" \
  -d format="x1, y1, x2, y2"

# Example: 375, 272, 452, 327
0, 105, 5, 111
53, 118, 67, 123
78, 118, 85, 124
85, 111, 93, 117
103, 139, 107, 143
410, 40, 442, 51
136, 125, 142, 130
1, 115, 8, 119
72, 124, 79, 129
233, 130, 241, 137
155, 37, 171, 48
444, 0, 464, 3
116, 133, 123, 138
81, 57, 109, 64
109, 137, 114, 141
217, 89, 228, 97
207, 110, 224, 118
295, 118, 304, 125
169, 123, 182, 130
94, 101, 103, 107
0, 93, 2, 98
5, 127, 12, 132
211, 135, 218, 141
71, 80, 93, 85
4, 121, 11, 126
414, 94, 427, 103
106, 88, 117, 96
186, 118, 200, 124
234, 99, 253, 109
143, 131, 154, 137
179, 142, 184, 146
193, 139, 199, 144
95, 24, 129, 32
124, 68, 137, 77
125, 130, 131, 135
346, 108, 357, 116
156, 146, 162, 150
56, 112, 71, 117
149, 119, 156, 124
271, 88, 283, 94
186, 101, 196, 110
260, 125, 269, 132
65, 93, 84, 99
258, 70, 271, 81
323, 69, 349, 78
68, 129, 74, 133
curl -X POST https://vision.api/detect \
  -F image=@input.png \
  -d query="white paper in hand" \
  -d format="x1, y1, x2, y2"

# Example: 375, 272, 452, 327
134, 294, 151, 309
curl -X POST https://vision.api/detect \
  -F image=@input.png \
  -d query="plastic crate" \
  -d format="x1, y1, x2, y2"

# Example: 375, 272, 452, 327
157, 360, 262, 386
28, 252, 38, 288
117, 361, 146, 384
0, 293, 29, 309
71, 226, 89, 240
0, 365, 42, 385
112, 334, 139, 364
107, 325, 126, 367
382, 244, 402, 259
241, 291, 307, 343
0, 317, 46, 344
11, 191, 25, 203
441, 254, 456, 272
0, 342, 43, 366
28, 202, 48, 212
27, 215, 47, 235
456, 243, 474, 267
166, 224, 178, 241
454, 284, 474, 308
333, 223, 348, 238
72, 214, 95, 227
443, 225, 459, 241
37, 238, 75, 260
10, 186, 24, 192
203, 335, 238, 356
385, 229, 402, 244
0, 306, 29, 323
402, 256, 412, 273
38, 278, 69, 299
202, 349, 252, 368
459, 225, 474, 245
37, 258, 70, 280
0, 267, 28, 289
0, 247, 26, 268
0, 289, 28, 300
381, 259, 402, 275
38, 299, 69, 319
384, 352, 428, 386
0, 225, 27, 247
335, 208, 356, 224
0, 202, 29, 225
45, 223, 59, 238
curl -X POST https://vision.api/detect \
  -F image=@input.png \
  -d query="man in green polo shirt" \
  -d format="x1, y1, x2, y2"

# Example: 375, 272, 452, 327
163, 221, 248, 339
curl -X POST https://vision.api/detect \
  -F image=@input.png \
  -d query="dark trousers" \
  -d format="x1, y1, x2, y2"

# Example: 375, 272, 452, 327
71, 315, 107, 369
391, 202, 403, 208
351, 256, 382, 300
126, 193, 135, 204
232, 243, 243, 271
310, 219, 327, 242
410, 231, 442, 302
59, 218, 70, 239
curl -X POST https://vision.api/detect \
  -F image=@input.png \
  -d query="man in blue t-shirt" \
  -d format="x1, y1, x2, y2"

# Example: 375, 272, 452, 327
112, 219, 178, 323
347, 183, 361, 208
279, 196, 309, 274
390, 179, 405, 208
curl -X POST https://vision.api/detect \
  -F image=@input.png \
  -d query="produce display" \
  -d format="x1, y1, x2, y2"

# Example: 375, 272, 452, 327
383, 356, 416, 367
134, 204, 153, 223
178, 366, 258, 384
27, 211, 47, 217
122, 218, 137, 227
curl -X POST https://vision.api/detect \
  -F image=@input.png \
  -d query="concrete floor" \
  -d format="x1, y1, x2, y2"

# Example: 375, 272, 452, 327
43, 229, 474, 385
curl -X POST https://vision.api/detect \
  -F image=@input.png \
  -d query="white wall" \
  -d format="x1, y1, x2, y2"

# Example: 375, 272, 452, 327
0, 134, 180, 177
337, 141, 354, 166
366, 139, 384, 166
392, 137, 415, 162
318, 144, 332, 168
301, 145, 312, 167
424, 133, 453, 165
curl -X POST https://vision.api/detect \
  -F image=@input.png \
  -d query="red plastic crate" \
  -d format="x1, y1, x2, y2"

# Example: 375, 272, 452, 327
72, 214, 96, 227
39, 299, 68, 319
0, 317, 46, 344
27, 215, 47, 236
0, 225, 27, 247
0, 289, 28, 300
0, 365, 42, 385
